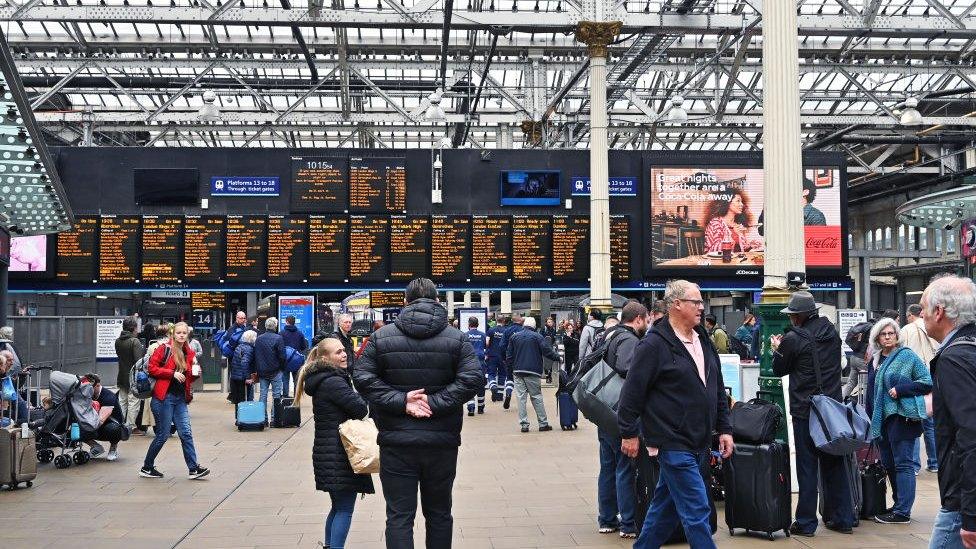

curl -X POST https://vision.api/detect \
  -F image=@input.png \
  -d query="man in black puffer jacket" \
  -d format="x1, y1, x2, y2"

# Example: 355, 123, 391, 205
353, 278, 483, 549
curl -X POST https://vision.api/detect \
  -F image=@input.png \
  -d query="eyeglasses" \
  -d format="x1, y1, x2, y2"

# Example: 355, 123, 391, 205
879, 331, 897, 338
677, 298, 705, 307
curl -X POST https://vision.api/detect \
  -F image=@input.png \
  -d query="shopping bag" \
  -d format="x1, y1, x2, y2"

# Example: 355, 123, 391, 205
338, 417, 380, 474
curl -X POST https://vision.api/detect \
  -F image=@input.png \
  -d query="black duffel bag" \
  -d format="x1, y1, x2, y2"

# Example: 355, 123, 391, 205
729, 392, 783, 444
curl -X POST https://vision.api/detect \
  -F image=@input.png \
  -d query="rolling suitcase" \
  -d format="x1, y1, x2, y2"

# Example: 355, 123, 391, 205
273, 398, 301, 428
634, 443, 718, 543
724, 442, 792, 540
556, 391, 578, 430
0, 426, 37, 489
236, 400, 266, 431
818, 452, 862, 527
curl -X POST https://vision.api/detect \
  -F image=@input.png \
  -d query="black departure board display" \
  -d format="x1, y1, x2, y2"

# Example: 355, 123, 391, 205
184, 216, 225, 281
471, 216, 511, 279
267, 216, 307, 282
611, 215, 631, 281
370, 290, 405, 308
512, 216, 551, 281
225, 216, 267, 282
430, 215, 471, 281
56, 216, 98, 282
348, 215, 389, 281
552, 215, 589, 280
291, 157, 348, 213
99, 216, 141, 282
308, 216, 348, 281
349, 157, 407, 213
192, 292, 226, 309
141, 216, 182, 282
389, 216, 430, 280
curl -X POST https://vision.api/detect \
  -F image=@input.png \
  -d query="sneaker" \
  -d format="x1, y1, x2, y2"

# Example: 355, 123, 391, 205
520, 426, 530, 433
477, 406, 485, 415
188, 466, 211, 480
598, 526, 618, 534
467, 409, 475, 417
503, 393, 512, 409
825, 522, 854, 534
927, 466, 939, 473
619, 531, 637, 539
788, 522, 814, 537
874, 512, 910, 525
915, 469, 920, 476
139, 466, 164, 479
106, 450, 118, 462
88, 442, 105, 458
539, 425, 553, 432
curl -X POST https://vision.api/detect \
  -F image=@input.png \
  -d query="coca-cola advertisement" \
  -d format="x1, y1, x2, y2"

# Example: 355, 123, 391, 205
649, 166, 843, 270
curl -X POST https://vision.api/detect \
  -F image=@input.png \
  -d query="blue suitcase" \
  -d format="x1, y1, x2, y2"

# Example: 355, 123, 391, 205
236, 400, 266, 431
557, 391, 578, 431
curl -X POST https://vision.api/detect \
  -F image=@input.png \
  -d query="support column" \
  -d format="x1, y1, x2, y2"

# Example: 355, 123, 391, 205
500, 291, 512, 315
446, 290, 456, 319
530, 290, 542, 318
480, 291, 490, 309
754, 0, 805, 444
576, 20, 621, 314
463, 291, 472, 308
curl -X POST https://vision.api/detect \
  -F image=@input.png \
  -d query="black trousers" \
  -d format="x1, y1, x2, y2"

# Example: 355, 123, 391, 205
379, 445, 459, 549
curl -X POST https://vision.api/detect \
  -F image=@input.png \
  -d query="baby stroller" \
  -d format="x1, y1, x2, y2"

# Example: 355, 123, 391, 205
33, 371, 100, 469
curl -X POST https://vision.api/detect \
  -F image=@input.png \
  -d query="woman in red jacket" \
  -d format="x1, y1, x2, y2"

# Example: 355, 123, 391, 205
140, 321, 210, 480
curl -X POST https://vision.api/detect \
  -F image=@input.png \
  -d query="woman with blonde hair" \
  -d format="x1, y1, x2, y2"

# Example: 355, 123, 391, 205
140, 321, 210, 480
295, 338, 373, 549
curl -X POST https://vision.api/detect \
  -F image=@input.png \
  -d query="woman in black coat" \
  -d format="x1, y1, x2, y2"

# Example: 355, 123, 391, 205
294, 338, 374, 549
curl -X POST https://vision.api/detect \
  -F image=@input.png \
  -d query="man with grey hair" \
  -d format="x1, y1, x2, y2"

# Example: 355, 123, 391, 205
921, 274, 976, 549
328, 313, 356, 370
902, 302, 940, 474
254, 316, 286, 425
506, 316, 560, 433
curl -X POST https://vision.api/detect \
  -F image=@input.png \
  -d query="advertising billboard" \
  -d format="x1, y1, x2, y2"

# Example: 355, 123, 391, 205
499, 170, 561, 206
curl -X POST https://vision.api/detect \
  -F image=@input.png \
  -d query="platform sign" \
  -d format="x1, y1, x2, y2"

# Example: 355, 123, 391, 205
382, 308, 402, 324
837, 309, 868, 353
191, 310, 217, 330
569, 176, 638, 196
210, 176, 280, 196
279, 295, 315, 345
96, 317, 125, 360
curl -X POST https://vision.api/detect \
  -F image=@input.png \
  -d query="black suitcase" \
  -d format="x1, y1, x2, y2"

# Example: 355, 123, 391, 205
723, 442, 792, 540
634, 444, 718, 543
819, 452, 862, 527
860, 461, 887, 520
556, 391, 578, 430
272, 398, 301, 428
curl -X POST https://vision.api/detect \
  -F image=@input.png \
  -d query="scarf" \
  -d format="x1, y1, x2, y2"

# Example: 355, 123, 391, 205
870, 346, 932, 439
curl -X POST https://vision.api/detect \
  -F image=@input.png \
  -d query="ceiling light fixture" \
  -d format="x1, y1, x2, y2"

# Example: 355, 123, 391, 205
668, 94, 689, 124
899, 97, 923, 126
198, 89, 221, 121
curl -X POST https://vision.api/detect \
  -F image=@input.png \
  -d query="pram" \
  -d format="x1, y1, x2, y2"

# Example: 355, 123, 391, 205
32, 370, 101, 469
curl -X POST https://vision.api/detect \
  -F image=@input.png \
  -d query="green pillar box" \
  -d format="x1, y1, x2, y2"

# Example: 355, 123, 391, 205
752, 302, 791, 444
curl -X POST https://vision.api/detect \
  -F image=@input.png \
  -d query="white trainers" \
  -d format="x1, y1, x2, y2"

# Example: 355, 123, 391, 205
88, 442, 105, 457
106, 450, 118, 461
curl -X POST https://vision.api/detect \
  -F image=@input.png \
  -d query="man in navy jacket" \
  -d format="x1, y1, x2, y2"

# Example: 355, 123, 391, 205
254, 317, 286, 424
506, 316, 560, 433
618, 280, 733, 549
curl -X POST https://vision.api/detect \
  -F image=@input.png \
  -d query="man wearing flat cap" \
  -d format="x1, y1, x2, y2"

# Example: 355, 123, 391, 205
770, 291, 855, 538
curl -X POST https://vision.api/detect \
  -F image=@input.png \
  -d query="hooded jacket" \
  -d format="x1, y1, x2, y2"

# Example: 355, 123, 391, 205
352, 298, 483, 448
230, 342, 255, 381
114, 330, 144, 389
579, 319, 604, 359
506, 327, 560, 377
617, 317, 731, 452
304, 366, 375, 494
771, 314, 843, 420
280, 324, 309, 354
254, 329, 286, 380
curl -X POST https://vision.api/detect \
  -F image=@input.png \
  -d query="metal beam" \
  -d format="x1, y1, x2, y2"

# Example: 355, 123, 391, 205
29, 61, 89, 110
348, 66, 419, 122
924, 0, 967, 30
145, 61, 218, 122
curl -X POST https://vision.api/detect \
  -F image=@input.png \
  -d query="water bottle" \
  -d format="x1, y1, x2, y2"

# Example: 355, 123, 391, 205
70, 422, 80, 441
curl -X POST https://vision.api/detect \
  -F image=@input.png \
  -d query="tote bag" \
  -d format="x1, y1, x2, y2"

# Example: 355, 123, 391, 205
572, 356, 625, 437
338, 417, 380, 474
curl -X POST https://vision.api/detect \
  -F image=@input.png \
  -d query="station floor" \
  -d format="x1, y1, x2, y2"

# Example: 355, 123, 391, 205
1, 388, 939, 549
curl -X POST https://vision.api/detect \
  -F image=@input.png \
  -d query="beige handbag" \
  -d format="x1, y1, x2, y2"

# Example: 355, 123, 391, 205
338, 417, 380, 474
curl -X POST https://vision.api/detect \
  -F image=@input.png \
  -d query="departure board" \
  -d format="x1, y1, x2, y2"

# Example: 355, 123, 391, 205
389, 216, 429, 280
225, 216, 267, 282
471, 216, 511, 279
141, 216, 182, 282
610, 215, 632, 281
348, 215, 389, 281
291, 157, 348, 213
430, 215, 471, 281
511, 215, 551, 281
349, 157, 407, 213
370, 290, 405, 308
308, 215, 348, 281
267, 216, 307, 282
192, 292, 226, 309
56, 216, 98, 282
552, 215, 589, 280
99, 215, 141, 282
184, 216, 225, 281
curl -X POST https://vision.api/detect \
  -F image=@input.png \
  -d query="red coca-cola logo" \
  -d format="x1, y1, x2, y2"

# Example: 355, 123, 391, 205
805, 237, 840, 248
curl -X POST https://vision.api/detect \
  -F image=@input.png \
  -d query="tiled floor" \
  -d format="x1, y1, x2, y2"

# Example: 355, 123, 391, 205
1, 389, 938, 548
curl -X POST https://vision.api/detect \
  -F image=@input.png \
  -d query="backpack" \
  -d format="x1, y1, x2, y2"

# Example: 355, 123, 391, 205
130, 345, 169, 399
214, 328, 245, 359
727, 336, 750, 359
844, 321, 875, 355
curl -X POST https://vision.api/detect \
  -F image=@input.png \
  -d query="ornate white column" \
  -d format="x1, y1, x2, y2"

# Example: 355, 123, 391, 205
480, 291, 490, 309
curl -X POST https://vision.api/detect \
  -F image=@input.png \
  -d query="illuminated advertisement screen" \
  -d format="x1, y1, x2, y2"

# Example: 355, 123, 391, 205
9, 235, 47, 272
499, 170, 560, 206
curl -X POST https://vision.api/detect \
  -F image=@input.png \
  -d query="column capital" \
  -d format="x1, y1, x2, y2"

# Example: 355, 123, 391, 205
575, 21, 622, 58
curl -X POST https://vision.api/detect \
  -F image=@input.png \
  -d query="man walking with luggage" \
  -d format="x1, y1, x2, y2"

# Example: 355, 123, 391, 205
505, 317, 560, 433
920, 275, 976, 549
596, 301, 647, 539
770, 291, 855, 536
353, 278, 483, 549
618, 280, 733, 549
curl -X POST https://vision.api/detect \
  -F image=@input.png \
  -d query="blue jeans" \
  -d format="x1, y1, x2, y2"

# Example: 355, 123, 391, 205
914, 417, 938, 471
281, 370, 298, 398
326, 491, 357, 549
930, 509, 966, 549
143, 393, 198, 471
793, 418, 854, 533
597, 429, 637, 533
880, 433, 918, 517
259, 372, 283, 423
635, 450, 714, 549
